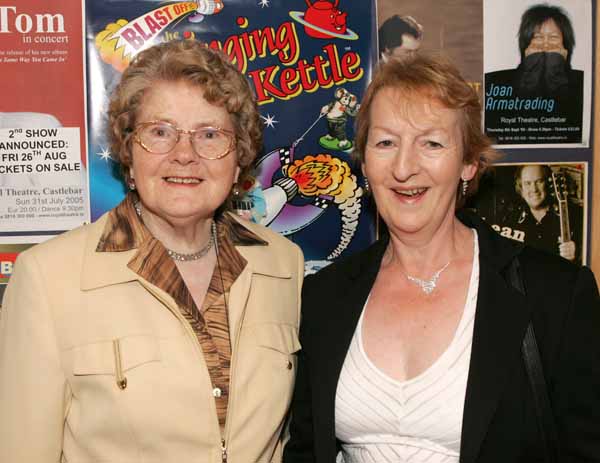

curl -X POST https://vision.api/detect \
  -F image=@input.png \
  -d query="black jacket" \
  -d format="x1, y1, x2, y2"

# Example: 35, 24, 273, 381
284, 211, 600, 462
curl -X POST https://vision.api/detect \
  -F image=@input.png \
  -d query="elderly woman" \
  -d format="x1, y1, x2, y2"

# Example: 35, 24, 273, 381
284, 54, 600, 462
0, 40, 303, 462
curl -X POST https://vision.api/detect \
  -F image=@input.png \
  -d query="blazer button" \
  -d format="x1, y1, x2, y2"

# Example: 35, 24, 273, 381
287, 361, 293, 370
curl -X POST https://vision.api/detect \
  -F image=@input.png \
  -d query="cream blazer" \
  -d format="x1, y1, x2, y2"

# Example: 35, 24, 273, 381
0, 213, 303, 463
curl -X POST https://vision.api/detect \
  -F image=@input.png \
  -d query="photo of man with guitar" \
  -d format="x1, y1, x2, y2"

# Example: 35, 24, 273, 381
469, 162, 585, 264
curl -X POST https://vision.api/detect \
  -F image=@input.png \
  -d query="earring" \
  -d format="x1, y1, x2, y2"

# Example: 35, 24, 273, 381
363, 177, 370, 193
461, 178, 469, 196
128, 180, 136, 191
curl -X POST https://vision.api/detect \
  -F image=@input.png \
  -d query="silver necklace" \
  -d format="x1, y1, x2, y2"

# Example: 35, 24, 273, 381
405, 261, 450, 295
134, 201, 216, 262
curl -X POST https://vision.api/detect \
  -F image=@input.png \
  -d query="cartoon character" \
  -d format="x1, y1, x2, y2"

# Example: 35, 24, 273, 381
303, 0, 347, 38
319, 88, 359, 151
289, 0, 359, 41
188, 0, 224, 23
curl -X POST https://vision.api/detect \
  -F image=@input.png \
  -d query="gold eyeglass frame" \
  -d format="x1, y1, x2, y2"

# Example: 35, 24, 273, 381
132, 120, 236, 160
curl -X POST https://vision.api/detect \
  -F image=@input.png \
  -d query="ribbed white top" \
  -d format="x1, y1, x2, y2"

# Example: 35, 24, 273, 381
335, 231, 479, 463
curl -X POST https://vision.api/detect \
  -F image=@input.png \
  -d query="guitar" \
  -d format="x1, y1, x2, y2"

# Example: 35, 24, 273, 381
551, 171, 570, 244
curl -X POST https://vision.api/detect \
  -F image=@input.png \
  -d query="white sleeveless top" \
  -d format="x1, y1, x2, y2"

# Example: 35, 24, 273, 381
335, 231, 480, 463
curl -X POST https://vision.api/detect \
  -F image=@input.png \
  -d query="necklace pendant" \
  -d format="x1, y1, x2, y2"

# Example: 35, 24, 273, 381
421, 280, 436, 295
406, 274, 439, 294
405, 261, 450, 295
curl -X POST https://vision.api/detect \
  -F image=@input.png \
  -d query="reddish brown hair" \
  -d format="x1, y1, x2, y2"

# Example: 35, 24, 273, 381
354, 53, 499, 206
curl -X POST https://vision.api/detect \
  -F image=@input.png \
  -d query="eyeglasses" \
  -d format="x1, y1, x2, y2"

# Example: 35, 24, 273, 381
132, 121, 236, 160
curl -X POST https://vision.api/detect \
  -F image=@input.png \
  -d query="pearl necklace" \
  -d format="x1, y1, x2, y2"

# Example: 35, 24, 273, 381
405, 261, 450, 295
134, 201, 216, 262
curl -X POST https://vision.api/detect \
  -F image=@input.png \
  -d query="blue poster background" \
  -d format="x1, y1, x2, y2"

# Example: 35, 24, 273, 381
86, 0, 377, 270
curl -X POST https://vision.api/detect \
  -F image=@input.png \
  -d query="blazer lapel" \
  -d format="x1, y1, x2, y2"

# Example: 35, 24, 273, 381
80, 216, 140, 290
458, 211, 532, 463
79, 216, 187, 322
325, 238, 388, 374
314, 237, 388, 460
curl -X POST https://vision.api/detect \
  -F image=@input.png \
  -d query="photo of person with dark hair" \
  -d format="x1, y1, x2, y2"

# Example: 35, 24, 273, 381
377, 0, 483, 95
378, 15, 423, 62
484, 2, 590, 145
514, 5, 577, 95
471, 163, 585, 264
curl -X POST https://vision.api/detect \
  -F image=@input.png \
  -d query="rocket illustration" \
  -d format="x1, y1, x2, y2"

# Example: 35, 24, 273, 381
188, 0, 224, 23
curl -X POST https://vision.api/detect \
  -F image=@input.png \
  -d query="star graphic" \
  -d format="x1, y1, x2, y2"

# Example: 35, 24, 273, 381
258, 0, 270, 8
261, 113, 279, 129
96, 147, 113, 161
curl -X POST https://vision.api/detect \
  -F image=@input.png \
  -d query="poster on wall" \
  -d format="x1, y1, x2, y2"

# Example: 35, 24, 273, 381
85, 0, 377, 273
0, 244, 30, 286
0, 0, 88, 243
483, 0, 592, 147
470, 162, 587, 265
377, 0, 483, 97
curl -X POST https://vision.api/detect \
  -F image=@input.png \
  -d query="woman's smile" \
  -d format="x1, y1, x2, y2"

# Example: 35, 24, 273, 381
163, 176, 203, 185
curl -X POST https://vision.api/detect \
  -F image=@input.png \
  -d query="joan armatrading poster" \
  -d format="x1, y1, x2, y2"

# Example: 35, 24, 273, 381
483, 0, 592, 147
